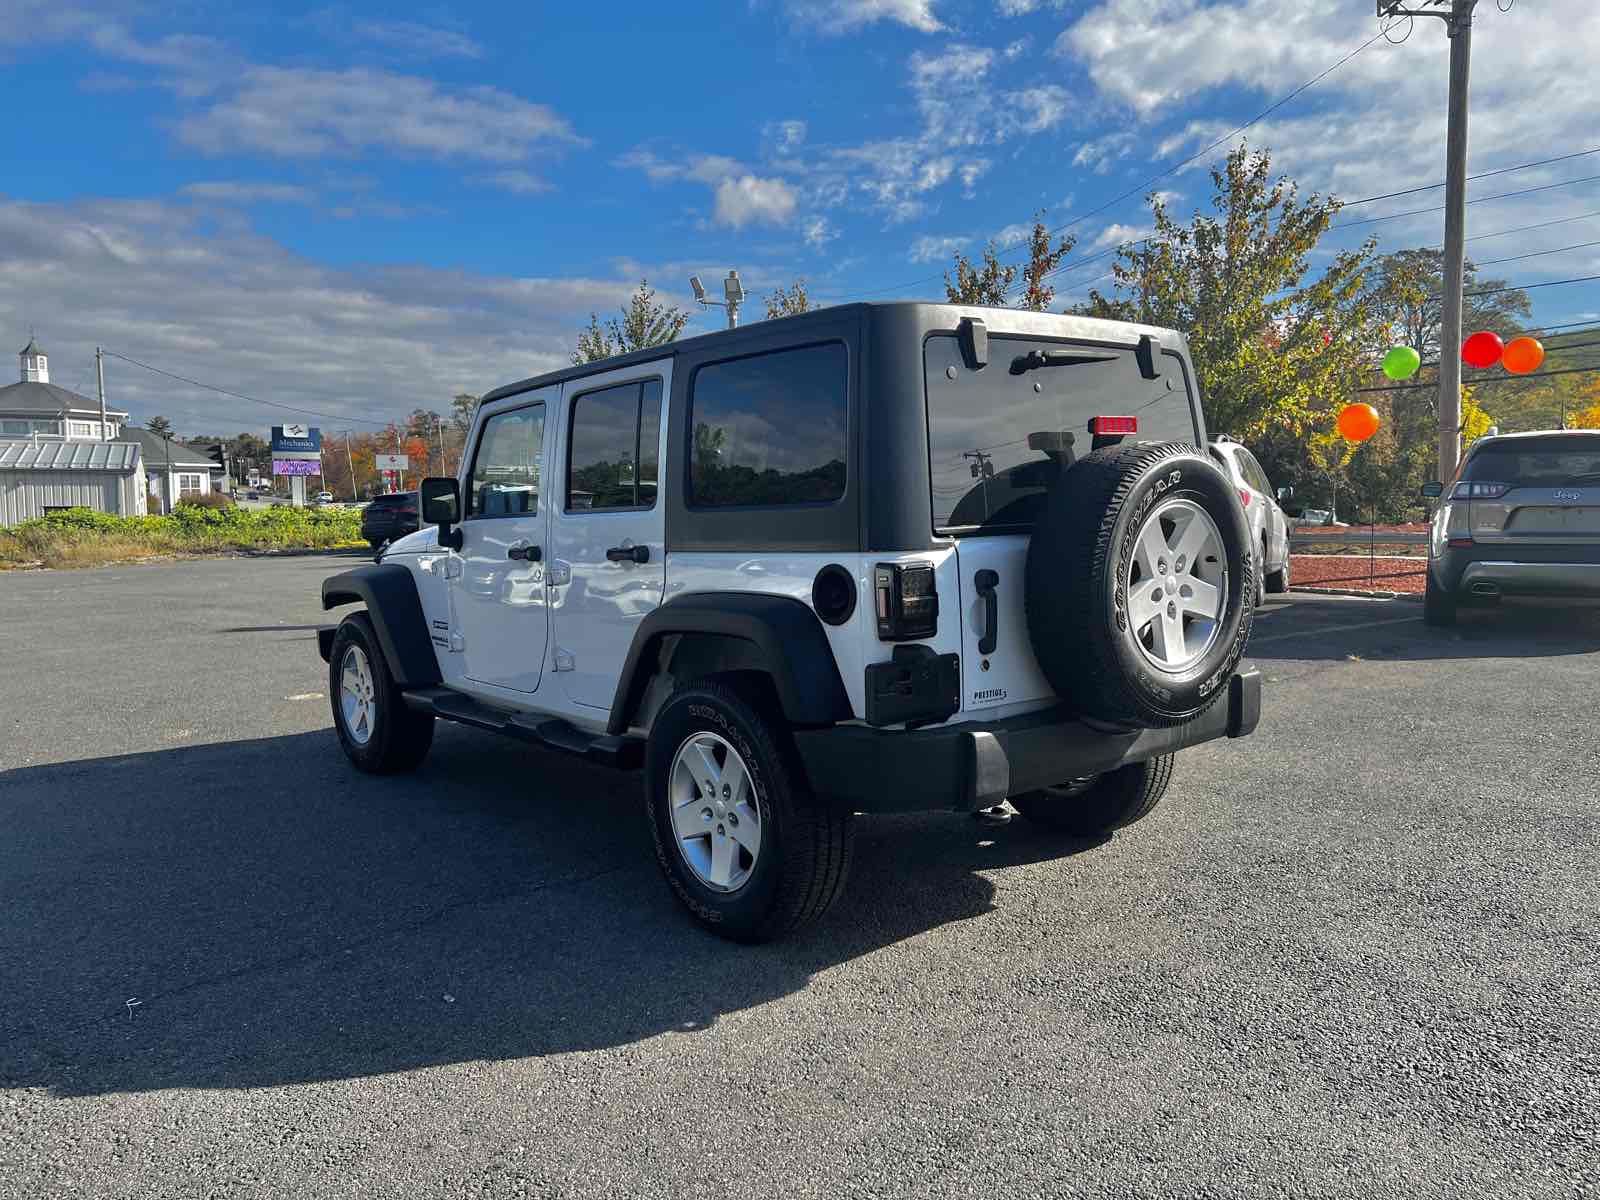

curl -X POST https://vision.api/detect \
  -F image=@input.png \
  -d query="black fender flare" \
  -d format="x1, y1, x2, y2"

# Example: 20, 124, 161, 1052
320, 564, 442, 688
607, 592, 853, 735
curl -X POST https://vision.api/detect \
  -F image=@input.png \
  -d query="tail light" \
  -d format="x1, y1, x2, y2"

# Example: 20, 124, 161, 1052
1087, 415, 1137, 436
874, 562, 939, 641
1237, 488, 1253, 507
1451, 481, 1509, 499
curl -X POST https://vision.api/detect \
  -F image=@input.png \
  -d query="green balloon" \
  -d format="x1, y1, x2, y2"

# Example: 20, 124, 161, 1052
1383, 345, 1421, 381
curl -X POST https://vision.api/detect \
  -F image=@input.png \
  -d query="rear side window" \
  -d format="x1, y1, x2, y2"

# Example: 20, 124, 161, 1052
688, 342, 848, 507
467, 403, 545, 517
566, 379, 662, 511
1239, 451, 1272, 493
1463, 436, 1600, 487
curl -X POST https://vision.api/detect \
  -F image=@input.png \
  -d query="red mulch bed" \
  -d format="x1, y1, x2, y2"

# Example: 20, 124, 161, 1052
1290, 553, 1426, 595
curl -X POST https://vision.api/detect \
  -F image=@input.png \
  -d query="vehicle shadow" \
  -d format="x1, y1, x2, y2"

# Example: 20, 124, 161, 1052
1, 727, 1106, 1098
1248, 596, 1600, 662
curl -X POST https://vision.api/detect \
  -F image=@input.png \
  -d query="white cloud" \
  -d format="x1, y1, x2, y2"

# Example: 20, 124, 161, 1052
766, 119, 808, 152
0, 197, 641, 432
996, 0, 1038, 13
177, 67, 583, 163
178, 181, 315, 205
780, 0, 943, 34
909, 234, 970, 263
470, 170, 553, 196
1089, 221, 1150, 251
617, 149, 797, 230
990, 222, 1031, 246
802, 216, 838, 248
1003, 37, 1030, 60
714, 175, 798, 228
348, 18, 484, 60
1072, 131, 1134, 174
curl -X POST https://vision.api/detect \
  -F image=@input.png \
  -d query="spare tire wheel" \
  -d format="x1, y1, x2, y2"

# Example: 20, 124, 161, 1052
1024, 441, 1253, 728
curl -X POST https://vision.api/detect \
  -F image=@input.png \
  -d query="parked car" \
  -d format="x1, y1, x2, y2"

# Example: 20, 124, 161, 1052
318, 304, 1262, 941
1422, 429, 1600, 625
1209, 435, 1292, 599
315, 490, 335, 505
359, 491, 419, 550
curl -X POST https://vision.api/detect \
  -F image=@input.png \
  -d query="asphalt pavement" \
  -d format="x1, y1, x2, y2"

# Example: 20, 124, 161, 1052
3, 556, 1598, 1198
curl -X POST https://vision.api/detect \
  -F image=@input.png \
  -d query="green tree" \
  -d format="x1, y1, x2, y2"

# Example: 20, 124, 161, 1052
765, 279, 811, 319
573, 279, 689, 364
450, 393, 478, 437
1078, 145, 1378, 444
945, 213, 1076, 310
1368, 248, 1531, 365
145, 415, 174, 438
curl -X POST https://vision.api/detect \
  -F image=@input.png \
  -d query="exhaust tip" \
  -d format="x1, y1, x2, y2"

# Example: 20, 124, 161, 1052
1470, 581, 1499, 596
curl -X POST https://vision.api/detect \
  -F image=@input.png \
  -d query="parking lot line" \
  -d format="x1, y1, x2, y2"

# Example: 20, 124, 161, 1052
1250, 613, 1421, 644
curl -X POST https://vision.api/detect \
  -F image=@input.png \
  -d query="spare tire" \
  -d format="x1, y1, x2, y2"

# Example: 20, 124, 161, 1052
1024, 441, 1253, 728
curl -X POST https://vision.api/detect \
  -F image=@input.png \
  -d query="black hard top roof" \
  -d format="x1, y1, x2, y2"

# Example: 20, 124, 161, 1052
481, 301, 1185, 406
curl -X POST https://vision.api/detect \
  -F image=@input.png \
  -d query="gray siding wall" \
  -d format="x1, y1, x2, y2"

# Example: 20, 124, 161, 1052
0, 471, 135, 526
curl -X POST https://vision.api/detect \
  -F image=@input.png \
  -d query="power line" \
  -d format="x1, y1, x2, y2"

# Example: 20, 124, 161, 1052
1334, 174, 1600, 230
1474, 239, 1600, 267
101, 349, 395, 427
1338, 145, 1600, 208
834, 25, 1390, 303
1461, 272, 1600, 298
1356, 363, 1600, 393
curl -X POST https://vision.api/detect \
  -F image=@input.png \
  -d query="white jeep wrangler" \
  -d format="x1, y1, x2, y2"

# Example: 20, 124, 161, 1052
318, 303, 1261, 941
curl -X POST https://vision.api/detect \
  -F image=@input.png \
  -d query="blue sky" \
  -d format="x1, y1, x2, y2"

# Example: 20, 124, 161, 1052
4, 0, 1599, 434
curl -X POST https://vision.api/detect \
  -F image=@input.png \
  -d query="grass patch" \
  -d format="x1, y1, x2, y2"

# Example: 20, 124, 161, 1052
0, 506, 366, 570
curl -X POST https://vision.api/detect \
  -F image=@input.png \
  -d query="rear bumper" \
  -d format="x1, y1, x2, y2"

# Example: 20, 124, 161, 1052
1434, 543, 1600, 596
793, 668, 1261, 814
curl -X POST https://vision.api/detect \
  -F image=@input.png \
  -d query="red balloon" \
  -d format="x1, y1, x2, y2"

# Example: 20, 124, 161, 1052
1461, 331, 1504, 369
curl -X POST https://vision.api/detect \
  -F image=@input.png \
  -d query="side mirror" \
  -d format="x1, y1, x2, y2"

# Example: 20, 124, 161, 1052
1420, 482, 1444, 499
1275, 485, 1293, 502
420, 476, 463, 549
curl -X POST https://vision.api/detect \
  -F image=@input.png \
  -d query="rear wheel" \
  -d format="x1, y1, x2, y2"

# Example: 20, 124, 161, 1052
645, 679, 853, 943
328, 613, 434, 773
1011, 755, 1176, 837
1423, 570, 1457, 627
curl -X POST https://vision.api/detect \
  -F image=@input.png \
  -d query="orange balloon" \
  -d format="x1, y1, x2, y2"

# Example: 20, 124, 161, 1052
1502, 336, 1545, 375
1337, 402, 1381, 442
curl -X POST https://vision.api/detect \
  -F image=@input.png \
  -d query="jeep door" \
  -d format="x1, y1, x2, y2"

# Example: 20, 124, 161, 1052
548, 363, 669, 711
453, 390, 552, 693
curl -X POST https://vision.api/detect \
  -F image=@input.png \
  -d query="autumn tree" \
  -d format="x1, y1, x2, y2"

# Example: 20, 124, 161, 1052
573, 279, 689, 364
765, 279, 811, 319
1078, 145, 1378, 444
1367, 249, 1531, 365
945, 213, 1075, 309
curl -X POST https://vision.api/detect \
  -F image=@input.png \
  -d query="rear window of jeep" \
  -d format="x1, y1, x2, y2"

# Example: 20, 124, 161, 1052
925, 334, 1200, 534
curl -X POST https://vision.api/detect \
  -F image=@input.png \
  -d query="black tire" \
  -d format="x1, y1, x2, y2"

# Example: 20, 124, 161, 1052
1025, 442, 1254, 728
645, 679, 852, 943
1265, 552, 1291, 594
328, 613, 435, 773
1423, 570, 1457, 627
1012, 755, 1176, 837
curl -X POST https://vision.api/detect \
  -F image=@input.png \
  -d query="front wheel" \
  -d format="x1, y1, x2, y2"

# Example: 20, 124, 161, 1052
1265, 551, 1291, 594
645, 679, 853, 943
1011, 755, 1175, 837
328, 613, 434, 773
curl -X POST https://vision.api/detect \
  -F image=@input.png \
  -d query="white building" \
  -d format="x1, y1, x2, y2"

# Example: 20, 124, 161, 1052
0, 337, 148, 524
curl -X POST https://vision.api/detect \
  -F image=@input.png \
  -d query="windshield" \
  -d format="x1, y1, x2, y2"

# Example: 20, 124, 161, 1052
925, 333, 1202, 533
1463, 436, 1600, 487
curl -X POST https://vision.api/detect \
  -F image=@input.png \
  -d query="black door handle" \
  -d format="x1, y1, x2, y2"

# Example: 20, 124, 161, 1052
606, 544, 650, 564
974, 569, 999, 655
507, 544, 542, 562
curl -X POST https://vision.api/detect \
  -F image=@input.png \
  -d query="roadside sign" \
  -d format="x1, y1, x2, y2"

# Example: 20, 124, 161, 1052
273, 459, 321, 477
375, 454, 409, 471
270, 425, 322, 457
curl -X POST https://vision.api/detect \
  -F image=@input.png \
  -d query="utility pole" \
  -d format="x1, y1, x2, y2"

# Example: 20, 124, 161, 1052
95, 347, 108, 441
436, 416, 447, 475
1380, 0, 1482, 482
343, 432, 357, 500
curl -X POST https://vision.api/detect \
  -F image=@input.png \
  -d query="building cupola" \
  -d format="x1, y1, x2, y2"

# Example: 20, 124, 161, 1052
19, 335, 48, 384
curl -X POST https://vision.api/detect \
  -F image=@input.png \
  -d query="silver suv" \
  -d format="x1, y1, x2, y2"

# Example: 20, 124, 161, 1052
1209, 436, 1292, 601
1423, 429, 1600, 625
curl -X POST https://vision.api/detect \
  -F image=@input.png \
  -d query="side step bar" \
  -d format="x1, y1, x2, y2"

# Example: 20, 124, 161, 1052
401, 687, 644, 769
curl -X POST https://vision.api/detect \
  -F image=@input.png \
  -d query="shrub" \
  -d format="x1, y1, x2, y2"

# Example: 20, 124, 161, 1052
177, 492, 235, 510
